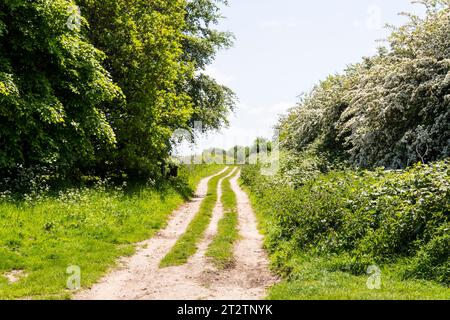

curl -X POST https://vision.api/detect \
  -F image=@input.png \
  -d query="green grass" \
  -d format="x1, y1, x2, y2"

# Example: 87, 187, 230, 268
160, 167, 232, 267
206, 168, 240, 269
183, 164, 226, 191
268, 254, 450, 300
0, 165, 224, 300
242, 176, 450, 300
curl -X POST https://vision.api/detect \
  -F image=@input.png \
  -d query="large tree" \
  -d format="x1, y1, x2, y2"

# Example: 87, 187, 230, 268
76, 0, 193, 178
0, 0, 121, 174
77, 0, 235, 178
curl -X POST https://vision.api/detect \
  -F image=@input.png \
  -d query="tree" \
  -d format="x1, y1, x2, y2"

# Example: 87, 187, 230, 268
0, 0, 121, 174
278, 0, 450, 169
77, 0, 235, 178
76, 0, 193, 178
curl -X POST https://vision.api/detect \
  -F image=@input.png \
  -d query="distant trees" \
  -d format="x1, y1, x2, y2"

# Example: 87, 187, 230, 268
197, 137, 273, 165
278, 0, 450, 169
0, 0, 235, 183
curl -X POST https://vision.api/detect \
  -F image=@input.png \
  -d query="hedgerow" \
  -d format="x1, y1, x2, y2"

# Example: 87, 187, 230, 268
278, 0, 450, 169
241, 161, 450, 285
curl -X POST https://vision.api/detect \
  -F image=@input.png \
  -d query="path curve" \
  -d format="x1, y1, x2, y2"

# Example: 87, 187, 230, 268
75, 168, 277, 300
197, 171, 278, 300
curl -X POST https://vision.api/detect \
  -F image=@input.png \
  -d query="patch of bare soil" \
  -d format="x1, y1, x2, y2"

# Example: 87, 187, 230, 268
4, 270, 27, 284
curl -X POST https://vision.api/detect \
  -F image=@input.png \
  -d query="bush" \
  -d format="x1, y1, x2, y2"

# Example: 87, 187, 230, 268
241, 160, 450, 284
277, 1, 450, 169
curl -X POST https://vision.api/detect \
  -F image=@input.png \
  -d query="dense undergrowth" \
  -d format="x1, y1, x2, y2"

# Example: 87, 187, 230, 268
239, 0, 450, 299
0, 164, 223, 299
241, 161, 450, 297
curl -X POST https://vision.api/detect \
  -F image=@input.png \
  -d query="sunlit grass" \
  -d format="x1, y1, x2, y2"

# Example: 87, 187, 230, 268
0, 165, 224, 300
160, 167, 232, 268
206, 168, 240, 269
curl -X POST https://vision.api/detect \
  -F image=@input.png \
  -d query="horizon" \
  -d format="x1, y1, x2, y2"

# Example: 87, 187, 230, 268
175, 0, 425, 156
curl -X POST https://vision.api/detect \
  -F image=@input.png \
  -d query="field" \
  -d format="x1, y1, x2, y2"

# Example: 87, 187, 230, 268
0, 165, 223, 299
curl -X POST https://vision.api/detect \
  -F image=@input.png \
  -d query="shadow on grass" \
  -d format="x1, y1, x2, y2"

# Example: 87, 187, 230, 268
0, 170, 194, 205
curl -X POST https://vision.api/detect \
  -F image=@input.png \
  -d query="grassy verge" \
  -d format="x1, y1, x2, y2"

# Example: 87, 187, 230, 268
0, 165, 223, 300
182, 164, 226, 191
241, 165, 450, 300
267, 254, 450, 300
206, 168, 240, 269
160, 167, 232, 267
246, 187, 450, 300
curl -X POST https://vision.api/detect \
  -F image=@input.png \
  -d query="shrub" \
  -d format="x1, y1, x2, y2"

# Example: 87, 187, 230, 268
241, 160, 450, 284
277, 1, 450, 169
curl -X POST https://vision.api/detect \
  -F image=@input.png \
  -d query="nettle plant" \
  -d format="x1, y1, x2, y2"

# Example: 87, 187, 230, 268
241, 160, 450, 285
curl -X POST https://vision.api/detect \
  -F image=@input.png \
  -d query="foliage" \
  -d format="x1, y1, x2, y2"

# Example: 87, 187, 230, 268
195, 137, 274, 166
182, 163, 227, 190
77, 0, 235, 178
187, 74, 236, 132
183, 0, 236, 131
266, 253, 450, 300
0, 0, 121, 173
278, 0, 450, 169
241, 161, 450, 285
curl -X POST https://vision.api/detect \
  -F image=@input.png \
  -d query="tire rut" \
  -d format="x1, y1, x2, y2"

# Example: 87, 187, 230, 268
75, 167, 277, 300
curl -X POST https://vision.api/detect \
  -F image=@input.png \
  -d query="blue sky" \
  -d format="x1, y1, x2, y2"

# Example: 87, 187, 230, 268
177, 0, 425, 155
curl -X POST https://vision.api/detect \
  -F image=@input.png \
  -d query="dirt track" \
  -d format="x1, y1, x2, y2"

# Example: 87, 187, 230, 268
75, 168, 277, 300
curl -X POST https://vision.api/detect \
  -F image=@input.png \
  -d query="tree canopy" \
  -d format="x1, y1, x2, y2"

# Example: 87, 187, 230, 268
278, 0, 450, 169
0, 0, 235, 182
0, 0, 121, 173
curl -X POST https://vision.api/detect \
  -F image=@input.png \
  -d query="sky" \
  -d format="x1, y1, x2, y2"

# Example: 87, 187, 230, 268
176, 0, 425, 156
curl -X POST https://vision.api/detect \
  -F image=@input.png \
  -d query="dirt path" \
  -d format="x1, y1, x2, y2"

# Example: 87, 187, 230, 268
198, 171, 278, 300
75, 168, 277, 300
